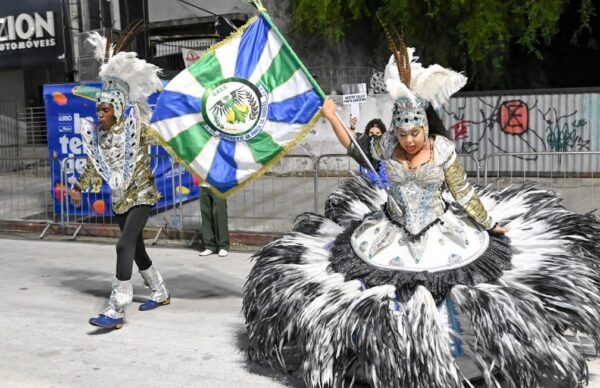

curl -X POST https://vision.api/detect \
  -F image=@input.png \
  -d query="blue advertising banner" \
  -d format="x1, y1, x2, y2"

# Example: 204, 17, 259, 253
44, 82, 199, 217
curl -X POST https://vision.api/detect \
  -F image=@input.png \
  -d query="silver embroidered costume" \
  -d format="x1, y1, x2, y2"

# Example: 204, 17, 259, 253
77, 112, 159, 214
350, 135, 491, 268
80, 32, 169, 327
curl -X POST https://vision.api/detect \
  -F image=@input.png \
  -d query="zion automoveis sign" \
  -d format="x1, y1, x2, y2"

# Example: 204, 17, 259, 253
0, 0, 63, 68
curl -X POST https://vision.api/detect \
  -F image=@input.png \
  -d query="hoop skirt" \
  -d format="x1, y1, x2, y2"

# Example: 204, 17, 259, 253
242, 136, 600, 388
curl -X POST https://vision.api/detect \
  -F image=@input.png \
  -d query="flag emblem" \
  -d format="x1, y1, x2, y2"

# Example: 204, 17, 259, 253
203, 77, 268, 141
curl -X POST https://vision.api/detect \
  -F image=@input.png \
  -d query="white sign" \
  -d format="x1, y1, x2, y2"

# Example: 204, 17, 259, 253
0, 11, 56, 52
181, 48, 205, 68
342, 92, 368, 105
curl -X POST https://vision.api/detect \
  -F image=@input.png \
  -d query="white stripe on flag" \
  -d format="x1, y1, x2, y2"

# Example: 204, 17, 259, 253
189, 136, 220, 179
268, 69, 313, 104
234, 141, 263, 182
249, 30, 283, 85
165, 70, 206, 97
151, 113, 204, 142
262, 121, 303, 147
215, 35, 242, 79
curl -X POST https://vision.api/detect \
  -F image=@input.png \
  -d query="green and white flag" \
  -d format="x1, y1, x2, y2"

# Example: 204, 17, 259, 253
150, 3, 324, 197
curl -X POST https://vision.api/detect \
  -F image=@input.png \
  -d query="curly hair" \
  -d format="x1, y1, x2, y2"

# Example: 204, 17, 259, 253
364, 118, 387, 136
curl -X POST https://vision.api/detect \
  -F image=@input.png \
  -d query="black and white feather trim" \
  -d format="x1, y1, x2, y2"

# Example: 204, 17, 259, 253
328, 219, 512, 304
243, 177, 600, 388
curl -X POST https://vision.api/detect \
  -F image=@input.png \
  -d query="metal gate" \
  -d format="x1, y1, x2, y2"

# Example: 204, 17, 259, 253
0, 101, 18, 169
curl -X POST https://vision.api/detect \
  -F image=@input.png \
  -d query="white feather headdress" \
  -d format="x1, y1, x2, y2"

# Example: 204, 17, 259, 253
384, 48, 467, 110
86, 31, 162, 119
377, 17, 466, 110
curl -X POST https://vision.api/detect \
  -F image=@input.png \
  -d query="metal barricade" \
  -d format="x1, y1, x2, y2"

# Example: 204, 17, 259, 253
18, 107, 47, 147
0, 101, 18, 163
5, 150, 599, 239
58, 154, 181, 241
483, 151, 600, 213
308, 66, 380, 95
178, 154, 317, 234
0, 156, 54, 225
315, 153, 361, 213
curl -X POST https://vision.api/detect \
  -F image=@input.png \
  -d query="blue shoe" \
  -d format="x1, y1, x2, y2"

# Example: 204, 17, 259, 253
89, 314, 124, 329
139, 297, 171, 311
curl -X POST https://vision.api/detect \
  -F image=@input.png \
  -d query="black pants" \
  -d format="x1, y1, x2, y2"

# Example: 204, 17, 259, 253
115, 206, 153, 281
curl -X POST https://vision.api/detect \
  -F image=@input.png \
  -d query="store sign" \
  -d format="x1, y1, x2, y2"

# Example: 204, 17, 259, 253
0, 11, 56, 50
0, 1, 63, 68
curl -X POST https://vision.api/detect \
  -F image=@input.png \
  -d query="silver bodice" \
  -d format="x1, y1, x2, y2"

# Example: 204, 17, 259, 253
350, 135, 492, 270
384, 159, 446, 235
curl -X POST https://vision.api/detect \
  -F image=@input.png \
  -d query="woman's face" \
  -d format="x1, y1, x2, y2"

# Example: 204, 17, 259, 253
96, 102, 116, 131
396, 126, 425, 155
368, 126, 382, 137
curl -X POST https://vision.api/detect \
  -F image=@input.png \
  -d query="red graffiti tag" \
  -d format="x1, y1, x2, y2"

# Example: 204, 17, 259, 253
499, 100, 528, 135
449, 120, 470, 140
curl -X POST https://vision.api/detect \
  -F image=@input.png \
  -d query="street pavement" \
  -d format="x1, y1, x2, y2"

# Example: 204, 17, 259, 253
2, 237, 600, 388
0, 237, 302, 388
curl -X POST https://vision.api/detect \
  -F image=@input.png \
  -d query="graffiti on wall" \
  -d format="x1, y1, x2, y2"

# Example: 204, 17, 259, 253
443, 95, 592, 160
541, 108, 589, 152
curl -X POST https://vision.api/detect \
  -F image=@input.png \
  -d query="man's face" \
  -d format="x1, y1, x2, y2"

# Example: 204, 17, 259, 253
96, 102, 116, 131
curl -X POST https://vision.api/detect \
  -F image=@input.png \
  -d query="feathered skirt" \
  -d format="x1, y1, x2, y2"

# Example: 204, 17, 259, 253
242, 177, 600, 388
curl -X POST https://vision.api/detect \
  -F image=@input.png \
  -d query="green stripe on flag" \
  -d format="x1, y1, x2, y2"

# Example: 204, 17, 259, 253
167, 123, 212, 165
259, 12, 325, 99
258, 45, 298, 93
246, 131, 283, 165
188, 51, 224, 88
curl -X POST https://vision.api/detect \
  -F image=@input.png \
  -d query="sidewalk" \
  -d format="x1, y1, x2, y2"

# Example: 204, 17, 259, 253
1, 237, 600, 388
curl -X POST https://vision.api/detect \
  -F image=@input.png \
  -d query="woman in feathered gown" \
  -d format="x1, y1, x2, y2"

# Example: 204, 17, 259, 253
242, 49, 600, 388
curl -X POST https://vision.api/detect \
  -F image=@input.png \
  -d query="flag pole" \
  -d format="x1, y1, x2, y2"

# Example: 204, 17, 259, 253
334, 110, 403, 215
242, 0, 402, 214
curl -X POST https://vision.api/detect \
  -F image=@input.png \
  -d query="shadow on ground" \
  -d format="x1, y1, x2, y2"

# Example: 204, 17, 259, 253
57, 269, 243, 300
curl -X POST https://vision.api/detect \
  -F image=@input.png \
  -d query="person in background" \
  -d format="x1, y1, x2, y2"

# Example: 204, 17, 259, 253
363, 118, 386, 138
351, 117, 389, 188
198, 184, 230, 257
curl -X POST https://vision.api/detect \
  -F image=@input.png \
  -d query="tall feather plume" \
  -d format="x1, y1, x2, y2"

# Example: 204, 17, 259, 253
378, 14, 416, 101
114, 19, 145, 54
377, 13, 405, 87
104, 28, 112, 64
391, 25, 411, 87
